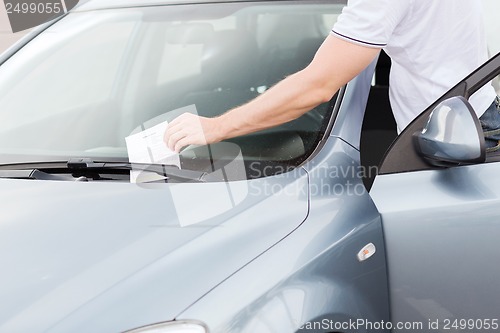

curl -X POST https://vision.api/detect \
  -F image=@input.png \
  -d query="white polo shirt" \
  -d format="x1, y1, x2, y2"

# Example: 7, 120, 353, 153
332, 0, 497, 132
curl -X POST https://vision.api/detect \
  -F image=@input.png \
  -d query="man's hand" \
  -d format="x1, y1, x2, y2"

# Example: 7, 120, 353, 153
164, 112, 222, 152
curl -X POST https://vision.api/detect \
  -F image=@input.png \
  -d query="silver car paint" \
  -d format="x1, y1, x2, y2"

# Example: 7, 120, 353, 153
0, 173, 308, 332
371, 162, 500, 332
179, 138, 389, 333
415, 97, 485, 165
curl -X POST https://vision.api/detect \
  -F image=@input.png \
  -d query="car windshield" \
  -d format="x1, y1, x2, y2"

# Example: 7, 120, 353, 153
0, 1, 344, 178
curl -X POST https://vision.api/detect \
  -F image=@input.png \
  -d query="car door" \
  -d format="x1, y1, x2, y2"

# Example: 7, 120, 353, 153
370, 52, 500, 332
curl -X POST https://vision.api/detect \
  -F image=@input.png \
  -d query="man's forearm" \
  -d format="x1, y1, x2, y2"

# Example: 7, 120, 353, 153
216, 67, 338, 141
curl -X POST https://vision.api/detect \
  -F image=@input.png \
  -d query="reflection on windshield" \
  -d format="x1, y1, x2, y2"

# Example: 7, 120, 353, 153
0, 2, 343, 178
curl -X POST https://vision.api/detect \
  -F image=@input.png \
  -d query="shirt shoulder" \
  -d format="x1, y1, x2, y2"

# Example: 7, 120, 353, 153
332, 0, 413, 48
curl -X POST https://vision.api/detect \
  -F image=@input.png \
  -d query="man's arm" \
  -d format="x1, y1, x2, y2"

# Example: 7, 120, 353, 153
164, 35, 381, 152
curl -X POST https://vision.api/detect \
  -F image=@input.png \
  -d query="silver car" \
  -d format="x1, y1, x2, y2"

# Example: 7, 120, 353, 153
0, 0, 499, 332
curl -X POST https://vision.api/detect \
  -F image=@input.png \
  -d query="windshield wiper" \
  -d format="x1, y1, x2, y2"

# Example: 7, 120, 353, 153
0, 169, 80, 181
0, 158, 208, 182
66, 158, 208, 182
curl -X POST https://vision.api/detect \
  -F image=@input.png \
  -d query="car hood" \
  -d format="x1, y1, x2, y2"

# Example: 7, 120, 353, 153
0, 170, 308, 333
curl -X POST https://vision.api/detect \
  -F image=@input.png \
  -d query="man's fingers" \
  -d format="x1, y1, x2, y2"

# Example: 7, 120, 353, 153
167, 113, 189, 129
174, 137, 191, 153
164, 113, 213, 152
167, 130, 187, 152
164, 118, 184, 142
164, 117, 190, 150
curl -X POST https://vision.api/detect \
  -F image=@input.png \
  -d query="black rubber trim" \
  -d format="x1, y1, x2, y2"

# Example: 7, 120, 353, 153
331, 30, 386, 47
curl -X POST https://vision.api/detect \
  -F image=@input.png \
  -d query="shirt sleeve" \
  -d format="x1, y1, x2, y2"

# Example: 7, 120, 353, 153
332, 0, 412, 48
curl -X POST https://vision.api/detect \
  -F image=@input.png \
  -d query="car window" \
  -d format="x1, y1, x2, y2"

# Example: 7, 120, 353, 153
0, 1, 345, 179
0, 17, 138, 127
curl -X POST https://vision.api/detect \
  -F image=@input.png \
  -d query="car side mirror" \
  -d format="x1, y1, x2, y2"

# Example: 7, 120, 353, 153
413, 96, 485, 167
